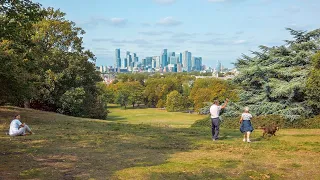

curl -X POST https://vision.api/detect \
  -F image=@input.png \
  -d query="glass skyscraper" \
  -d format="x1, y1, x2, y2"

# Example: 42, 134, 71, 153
161, 49, 168, 67
115, 49, 121, 68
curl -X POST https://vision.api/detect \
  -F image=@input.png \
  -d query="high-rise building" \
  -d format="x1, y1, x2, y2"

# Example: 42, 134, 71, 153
216, 60, 222, 72
115, 49, 121, 68
187, 52, 192, 72
126, 51, 132, 68
146, 57, 152, 67
183, 51, 192, 72
123, 58, 128, 68
193, 57, 202, 71
169, 56, 178, 64
182, 51, 188, 71
153, 56, 160, 68
192, 57, 196, 70
142, 58, 146, 67
179, 53, 182, 64
133, 53, 139, 63
161, 49, 168, 67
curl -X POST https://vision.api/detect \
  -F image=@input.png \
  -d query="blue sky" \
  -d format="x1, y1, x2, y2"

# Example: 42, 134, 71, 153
37, 0, 320, 68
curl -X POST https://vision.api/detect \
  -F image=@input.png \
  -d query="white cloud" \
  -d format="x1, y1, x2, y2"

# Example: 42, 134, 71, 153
208, 0, 226, 2
139, 31, 173, 36
157, 17, 182, 26
154, 0, 176, 5
233, 40, 247, 44
110, 18, 127, 26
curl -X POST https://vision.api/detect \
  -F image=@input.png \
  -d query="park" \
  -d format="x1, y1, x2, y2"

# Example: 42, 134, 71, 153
1, 0, 320, 179
1, 105, 319, 179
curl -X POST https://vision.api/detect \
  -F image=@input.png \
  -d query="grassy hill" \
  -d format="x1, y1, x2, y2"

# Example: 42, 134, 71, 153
0, 106, 319, 179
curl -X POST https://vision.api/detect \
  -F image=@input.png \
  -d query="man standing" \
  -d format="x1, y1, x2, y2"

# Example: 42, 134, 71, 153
210, 98, 229, 141
9, 115, 33, 136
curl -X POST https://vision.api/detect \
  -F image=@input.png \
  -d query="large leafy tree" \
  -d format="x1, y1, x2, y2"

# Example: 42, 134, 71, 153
233, 28, 320, 121
0, 0, 45, 105
1, 2, 108, 119
306, 51, 320, 114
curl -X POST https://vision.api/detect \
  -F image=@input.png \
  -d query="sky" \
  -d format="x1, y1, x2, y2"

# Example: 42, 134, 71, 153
37, 0, 320, 68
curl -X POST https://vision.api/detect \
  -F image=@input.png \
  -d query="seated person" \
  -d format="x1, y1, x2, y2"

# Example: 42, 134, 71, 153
9, 115, 33, 136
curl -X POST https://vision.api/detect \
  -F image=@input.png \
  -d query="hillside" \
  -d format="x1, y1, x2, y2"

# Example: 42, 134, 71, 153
0, 106, 319, 179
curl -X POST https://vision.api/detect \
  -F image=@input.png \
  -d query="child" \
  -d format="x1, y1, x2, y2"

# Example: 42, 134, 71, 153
239, 107, 254, 142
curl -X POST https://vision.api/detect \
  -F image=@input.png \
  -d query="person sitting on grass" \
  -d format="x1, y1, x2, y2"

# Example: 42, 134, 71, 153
9, 115, 33, 136
239, 107, 253, 143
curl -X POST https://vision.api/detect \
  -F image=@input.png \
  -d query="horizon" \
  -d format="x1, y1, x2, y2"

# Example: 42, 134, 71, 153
37, 0, 320, 68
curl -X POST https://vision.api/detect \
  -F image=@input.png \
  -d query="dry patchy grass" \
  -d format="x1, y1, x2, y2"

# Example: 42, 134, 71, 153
0, 106, 319, 180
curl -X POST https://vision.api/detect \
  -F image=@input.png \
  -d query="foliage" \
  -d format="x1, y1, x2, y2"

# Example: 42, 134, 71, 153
306, 51, 320, 114
189, 78, 238, 111
113, 81, 145, 109
144, 77, 183, 107
0, 2, 108, 118
232, 28, 320, 121
58, 87, 86, 116
166, 91, 186, 112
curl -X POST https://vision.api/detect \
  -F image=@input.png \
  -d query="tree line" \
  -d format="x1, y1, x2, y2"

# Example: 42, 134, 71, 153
108, 73, 238, 112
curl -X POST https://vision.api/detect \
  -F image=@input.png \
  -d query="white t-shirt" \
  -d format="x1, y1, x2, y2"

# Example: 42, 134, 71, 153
241, 113, 252, 121
210, 104, 221, 118
9, 119, 22, 135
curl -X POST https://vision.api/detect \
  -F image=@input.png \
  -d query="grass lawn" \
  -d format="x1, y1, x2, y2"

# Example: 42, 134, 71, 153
0, 106, 319, 180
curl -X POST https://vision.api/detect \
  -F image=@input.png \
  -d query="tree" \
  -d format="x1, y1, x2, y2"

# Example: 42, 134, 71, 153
189, 78, 238, 111
127, 82, 144, 108
0, 0, 45, 105
0, 4, 108, 119
166, 91, 186, 112
233, 28, 320, 121
306, 51, 320, 114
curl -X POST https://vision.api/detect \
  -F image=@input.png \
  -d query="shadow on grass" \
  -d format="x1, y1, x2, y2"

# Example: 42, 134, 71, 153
0, 106, 219, 179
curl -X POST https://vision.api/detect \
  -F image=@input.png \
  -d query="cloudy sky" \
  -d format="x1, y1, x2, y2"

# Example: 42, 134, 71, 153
37, 0, 320, 68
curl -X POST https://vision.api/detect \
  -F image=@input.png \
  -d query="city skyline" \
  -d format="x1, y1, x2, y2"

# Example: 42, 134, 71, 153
112, 48, 204, 73
36, 0, 320, 68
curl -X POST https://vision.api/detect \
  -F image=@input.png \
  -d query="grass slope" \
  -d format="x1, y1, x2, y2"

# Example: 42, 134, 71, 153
0, 106, 319, 180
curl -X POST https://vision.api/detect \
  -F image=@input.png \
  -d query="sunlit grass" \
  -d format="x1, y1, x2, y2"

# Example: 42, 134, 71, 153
0, 106, 319, 179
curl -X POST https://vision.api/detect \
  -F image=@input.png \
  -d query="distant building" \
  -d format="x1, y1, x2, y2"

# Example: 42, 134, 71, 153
179, 53, 182, 64
216, 60, 222, 72
177, 63, 182, 72
146, 57, 152, 67
152, 56, 160, 68
194, 57, 202, 71
169, 56, 178, 64
115, 49, 121, 68
161, 49, 168, 67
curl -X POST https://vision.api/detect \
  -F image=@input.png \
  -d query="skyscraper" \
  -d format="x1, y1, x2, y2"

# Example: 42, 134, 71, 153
153, 56, 160, 68
126, 51, 132, 68
216, 60, 222, 72
179, 53, 182, 64
193, 57, 202, 71
187, 52, 192, 72
182, 51, 188, 71
183, 51, 192, 72
146, 57, 152, 67
123, 58, 128, 68
115, 49, 121, 68
161, 49, 168, 67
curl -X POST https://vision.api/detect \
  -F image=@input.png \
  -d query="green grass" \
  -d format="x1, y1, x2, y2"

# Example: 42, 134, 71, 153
0, 106, 320, 179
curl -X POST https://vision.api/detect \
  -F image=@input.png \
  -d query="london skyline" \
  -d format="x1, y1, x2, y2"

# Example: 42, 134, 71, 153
36, 0, 320, 68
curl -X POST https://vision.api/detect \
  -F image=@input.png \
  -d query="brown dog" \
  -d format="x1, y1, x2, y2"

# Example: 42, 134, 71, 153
261, 125, 279, 137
